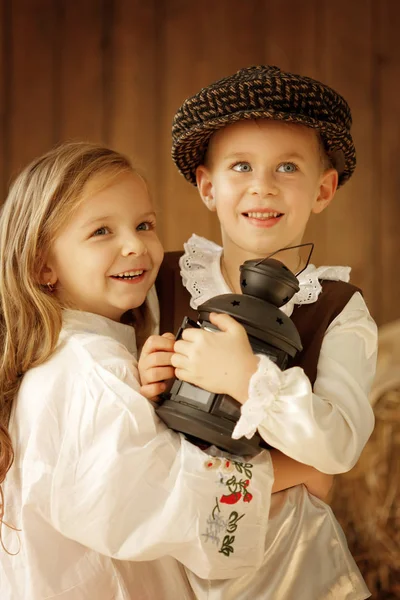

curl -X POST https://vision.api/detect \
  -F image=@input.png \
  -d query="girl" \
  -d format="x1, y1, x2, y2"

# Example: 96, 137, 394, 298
0, 141, 280, 599
140, 66, 378, 599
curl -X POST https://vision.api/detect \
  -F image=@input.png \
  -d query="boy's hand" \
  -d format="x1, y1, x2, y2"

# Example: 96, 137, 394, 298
138, 333, 175, 400
304, 469, 334, 502
270, 450, 334, 501
172, 312, 258, 403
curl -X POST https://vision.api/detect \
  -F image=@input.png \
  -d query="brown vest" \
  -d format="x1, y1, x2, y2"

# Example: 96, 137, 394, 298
156, 251, 361, 387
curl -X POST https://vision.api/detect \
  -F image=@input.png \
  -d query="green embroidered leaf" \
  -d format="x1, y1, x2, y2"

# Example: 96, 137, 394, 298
219, 535, 235, 556
211, 497, 221, 519
226, 475, 239, 492
233, 461, 254, 479
243, 466, 253, 479
226, 511, 244, 533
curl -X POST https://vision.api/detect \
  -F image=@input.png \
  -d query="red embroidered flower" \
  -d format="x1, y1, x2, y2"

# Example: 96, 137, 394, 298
204, 457, 221, 470
220, 492, 242, 504
243, 492, 253, 503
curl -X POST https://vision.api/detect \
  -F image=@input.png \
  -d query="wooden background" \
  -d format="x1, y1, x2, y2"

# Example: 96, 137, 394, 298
0, 0, 399, 325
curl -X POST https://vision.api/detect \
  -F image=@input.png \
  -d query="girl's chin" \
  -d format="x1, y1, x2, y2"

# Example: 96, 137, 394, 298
119, 294, 149, 313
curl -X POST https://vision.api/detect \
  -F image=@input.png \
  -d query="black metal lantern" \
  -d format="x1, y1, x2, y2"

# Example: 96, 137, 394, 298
156, 256, 303, 455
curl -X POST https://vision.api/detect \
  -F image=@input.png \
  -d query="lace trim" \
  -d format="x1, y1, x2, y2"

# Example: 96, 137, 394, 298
180, 234, 351, 313
284, 265, 351, 314
232, 355, 281, 440
179, 235, 229, 310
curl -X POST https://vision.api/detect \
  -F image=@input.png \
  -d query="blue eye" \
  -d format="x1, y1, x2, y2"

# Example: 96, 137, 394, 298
232, 162, 252, 173
137, 221, 154, 231
277, 162, 297, 173
92, 226, 110, 236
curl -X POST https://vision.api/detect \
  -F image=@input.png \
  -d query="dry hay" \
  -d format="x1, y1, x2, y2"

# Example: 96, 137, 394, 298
331, 388, 400, 599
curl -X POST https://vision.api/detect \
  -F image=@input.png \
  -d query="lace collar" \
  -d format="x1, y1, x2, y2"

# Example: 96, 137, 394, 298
179, 234, 351, 316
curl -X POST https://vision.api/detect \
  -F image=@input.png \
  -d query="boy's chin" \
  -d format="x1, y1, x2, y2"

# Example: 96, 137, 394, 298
235, 239, 280, 258
235, 233, 305, 258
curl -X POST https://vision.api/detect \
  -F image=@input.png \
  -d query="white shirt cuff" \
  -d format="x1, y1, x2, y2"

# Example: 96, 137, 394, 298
232, 355, 282, 440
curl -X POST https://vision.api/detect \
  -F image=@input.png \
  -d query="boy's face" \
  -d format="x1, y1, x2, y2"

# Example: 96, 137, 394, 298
196, 119, 337, 266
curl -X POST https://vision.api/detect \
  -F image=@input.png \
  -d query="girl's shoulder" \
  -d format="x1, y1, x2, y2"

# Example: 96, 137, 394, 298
16, 313, 140, 426
23, 310, 138, 391
12, 315, 142, 469
20, 329, 138, 397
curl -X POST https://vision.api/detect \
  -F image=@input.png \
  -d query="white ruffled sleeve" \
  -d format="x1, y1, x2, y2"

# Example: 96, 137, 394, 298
232, 292, 377, 474
50, 359, 274, 579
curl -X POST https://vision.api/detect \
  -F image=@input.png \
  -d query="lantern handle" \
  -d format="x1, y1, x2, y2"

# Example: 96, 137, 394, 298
254, 242, 314, 277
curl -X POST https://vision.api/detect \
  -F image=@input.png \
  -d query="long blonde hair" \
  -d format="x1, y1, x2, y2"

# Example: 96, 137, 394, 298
0, 142, 153, 531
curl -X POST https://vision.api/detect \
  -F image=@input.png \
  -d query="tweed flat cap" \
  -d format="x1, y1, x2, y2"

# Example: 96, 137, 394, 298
172, 65, 356, 187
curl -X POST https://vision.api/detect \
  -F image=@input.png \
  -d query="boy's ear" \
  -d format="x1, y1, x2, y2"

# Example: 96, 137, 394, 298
312, 168, 339, 214
196, 165, 216, 211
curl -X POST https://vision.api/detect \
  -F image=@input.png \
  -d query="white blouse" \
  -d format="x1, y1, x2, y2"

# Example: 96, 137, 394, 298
180, 234, 378, 475
1, 310, 274, 600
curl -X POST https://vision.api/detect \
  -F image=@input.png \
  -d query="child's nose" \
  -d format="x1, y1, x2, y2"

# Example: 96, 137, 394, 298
248, 171, 278, 197
121, 234, 148, 257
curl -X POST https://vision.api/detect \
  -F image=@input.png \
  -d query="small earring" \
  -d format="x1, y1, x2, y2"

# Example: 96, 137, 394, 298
46, 281, 54, 293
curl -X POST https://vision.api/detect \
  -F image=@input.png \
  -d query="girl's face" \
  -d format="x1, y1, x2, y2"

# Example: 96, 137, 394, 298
43, 171, 163, 321
196, 120, 337, 270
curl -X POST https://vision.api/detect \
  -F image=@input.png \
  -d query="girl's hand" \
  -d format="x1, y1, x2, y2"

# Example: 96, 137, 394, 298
138, 333, 175, 401
172, 312, 258, 403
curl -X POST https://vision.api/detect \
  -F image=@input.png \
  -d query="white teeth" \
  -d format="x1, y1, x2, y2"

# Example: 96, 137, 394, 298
246, 211, 280, 219
114, 270, 144, 278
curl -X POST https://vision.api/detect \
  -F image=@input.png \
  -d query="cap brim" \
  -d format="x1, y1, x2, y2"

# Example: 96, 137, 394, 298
172, 109, 355, 187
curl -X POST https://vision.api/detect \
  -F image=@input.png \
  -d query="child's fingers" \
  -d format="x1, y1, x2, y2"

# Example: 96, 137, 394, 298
174, 367, 191, 383
174, 339, 193, 355
141, 334, 175, 358
161, 332, 176, 341
179, 315, 242, 341
144, 351, 174, 369
144, 365, 175, 385
140, 382, 166, 401
208, 312, 242, 333
180, 328, 206, 343
171, 352, 189, 370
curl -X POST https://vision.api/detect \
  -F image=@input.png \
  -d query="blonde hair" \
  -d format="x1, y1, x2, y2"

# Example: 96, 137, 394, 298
0, 141, 153, 538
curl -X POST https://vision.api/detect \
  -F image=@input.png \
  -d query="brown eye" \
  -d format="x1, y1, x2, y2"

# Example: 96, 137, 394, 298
137, 221, 154, 231
92, 227, 110, 236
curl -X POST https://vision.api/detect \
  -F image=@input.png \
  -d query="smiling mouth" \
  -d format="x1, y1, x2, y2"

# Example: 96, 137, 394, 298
110, 269, 145, 280
243, 211, 284, 220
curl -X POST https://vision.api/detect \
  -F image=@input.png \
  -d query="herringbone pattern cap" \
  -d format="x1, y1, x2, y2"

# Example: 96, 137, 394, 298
172, 65, 356, 187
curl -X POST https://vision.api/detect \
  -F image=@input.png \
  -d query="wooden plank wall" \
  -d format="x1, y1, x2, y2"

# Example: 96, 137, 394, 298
0, 0, 399, 325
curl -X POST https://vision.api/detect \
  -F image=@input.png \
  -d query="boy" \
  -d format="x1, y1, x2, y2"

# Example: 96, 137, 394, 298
140, 65, 376, 599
